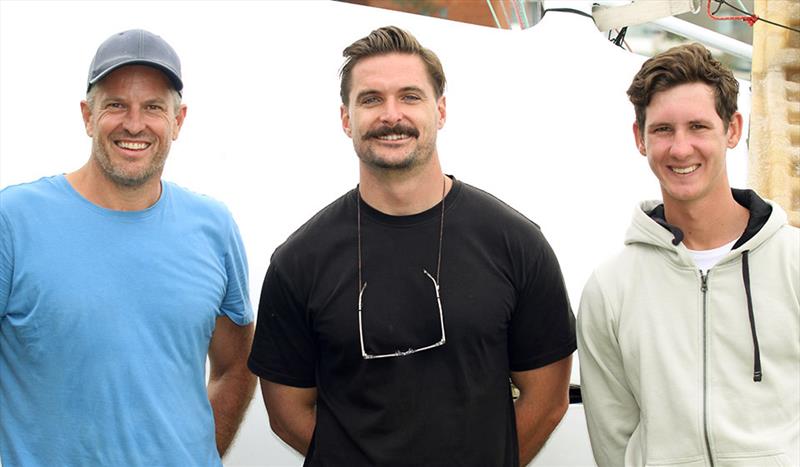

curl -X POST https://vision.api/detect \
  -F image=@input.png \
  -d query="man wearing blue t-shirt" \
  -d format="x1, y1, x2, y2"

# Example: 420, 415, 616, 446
0, 29, 256, 466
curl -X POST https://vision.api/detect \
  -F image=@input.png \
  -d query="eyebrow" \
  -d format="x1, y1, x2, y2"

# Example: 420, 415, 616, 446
646, 118, 714, 130
100, 96, 169, 107
645, 122, 671, 131
398, 86, 427, 96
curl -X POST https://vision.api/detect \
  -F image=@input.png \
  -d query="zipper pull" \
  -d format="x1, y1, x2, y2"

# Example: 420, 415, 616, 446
700, 271, 708, 293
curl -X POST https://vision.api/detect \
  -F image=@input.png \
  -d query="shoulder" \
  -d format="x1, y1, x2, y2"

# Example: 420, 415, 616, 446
271, 190, 353, 263
774, 223, 800, 247
770, 210, 800, 247
454, 181, 545, 238
757, 222, 800, 268
743, 197, 799, 259
1, 175, 62, 203
578, 248, 639, 332
163, 181, 236, 224
597, 232, 658, 278
458, 182, 539, 224
1, 176, 64, 217
582, 239, 656, 312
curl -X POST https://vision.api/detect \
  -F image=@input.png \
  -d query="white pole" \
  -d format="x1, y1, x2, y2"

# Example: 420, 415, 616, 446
651, 16, 753, 60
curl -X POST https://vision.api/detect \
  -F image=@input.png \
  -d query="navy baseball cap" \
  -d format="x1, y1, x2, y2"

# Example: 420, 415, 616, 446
87, 29, 183, 94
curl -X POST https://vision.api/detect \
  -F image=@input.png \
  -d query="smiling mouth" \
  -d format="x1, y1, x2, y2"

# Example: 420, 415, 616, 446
377, 134, 411, 141
115, 141, 151, 150
671, 164, 699, 174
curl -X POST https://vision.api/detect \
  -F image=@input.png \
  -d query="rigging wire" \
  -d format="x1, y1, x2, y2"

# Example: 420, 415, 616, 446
707, 0, 757, 26
541, 8, 594, 21
731, 0, 749, 12
708, 0, 800, 33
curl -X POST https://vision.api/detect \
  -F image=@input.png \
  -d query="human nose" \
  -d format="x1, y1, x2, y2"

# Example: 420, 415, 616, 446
379, 98, 403, 125
122, 107, 146, 135
669, 129, 693, 159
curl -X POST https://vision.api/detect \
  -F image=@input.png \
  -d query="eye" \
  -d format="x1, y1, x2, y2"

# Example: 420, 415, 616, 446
106, 102, 125, 110
146, 104, 165, 111
360, 96, 381, 106
690, 123, 708, 130
402, 94, 421, 102
652, 126, 671, 133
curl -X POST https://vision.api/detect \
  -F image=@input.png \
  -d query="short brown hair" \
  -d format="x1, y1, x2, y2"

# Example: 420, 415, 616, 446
627, 43, 738, 134
339, 26, 446, 105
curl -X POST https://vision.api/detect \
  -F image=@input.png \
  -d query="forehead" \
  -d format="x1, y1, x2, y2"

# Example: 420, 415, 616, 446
349, 53, 434, 95
647, 82, 717, 119
94, 65, 173, 96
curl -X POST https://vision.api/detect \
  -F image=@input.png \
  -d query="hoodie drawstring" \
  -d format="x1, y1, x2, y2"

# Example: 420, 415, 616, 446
741, 250, 762, 382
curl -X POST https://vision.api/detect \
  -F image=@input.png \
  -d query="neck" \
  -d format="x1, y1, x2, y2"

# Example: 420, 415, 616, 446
65, 162, 162, 211
663, 188, 749, 250
358, 160, 451, 216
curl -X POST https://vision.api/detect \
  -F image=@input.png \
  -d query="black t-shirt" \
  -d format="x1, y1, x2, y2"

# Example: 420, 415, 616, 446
248, 178, 576, 466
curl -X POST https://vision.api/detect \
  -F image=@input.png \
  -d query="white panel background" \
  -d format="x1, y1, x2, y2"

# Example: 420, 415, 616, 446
0, 1, 750, 465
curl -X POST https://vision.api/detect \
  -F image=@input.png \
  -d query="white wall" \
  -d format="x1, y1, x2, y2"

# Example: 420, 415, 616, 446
0, 1, 750, 465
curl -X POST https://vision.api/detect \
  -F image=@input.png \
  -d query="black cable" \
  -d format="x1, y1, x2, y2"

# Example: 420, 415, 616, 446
542, 7, 596, 25
613, 27, 628, 48
758, 18, 800, 34
712, 0, 800, 34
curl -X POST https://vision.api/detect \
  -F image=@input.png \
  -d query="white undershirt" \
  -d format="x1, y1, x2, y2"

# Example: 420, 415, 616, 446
686, 239, 737, 273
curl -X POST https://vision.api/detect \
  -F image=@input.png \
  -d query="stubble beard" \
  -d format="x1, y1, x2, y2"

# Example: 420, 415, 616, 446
92, 136, 168, 188
356, 134, 436, 172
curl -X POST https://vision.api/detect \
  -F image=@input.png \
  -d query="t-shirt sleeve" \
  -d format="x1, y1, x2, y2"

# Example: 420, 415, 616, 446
0, 210, 12, 317
219, 215, 253, 326
508, 227, 576, 372
248, 261, 317, 388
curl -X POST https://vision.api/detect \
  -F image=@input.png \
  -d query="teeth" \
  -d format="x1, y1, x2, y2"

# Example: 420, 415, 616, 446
379, 134, 408, 141
672, 164, 699, 174
116, 141, 150, 150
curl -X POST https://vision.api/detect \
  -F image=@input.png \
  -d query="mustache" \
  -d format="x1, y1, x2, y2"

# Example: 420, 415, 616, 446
109, 130, 154, 141
365, 124, 419, 139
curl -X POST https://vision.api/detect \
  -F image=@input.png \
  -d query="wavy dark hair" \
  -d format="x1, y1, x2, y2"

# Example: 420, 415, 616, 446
628, 43, 738, 135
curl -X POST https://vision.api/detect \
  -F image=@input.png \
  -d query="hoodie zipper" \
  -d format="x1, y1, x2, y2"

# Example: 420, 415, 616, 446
700, 270, 714, 467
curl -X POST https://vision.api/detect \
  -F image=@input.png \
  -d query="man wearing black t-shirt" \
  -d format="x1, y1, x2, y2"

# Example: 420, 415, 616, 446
248, 26, 576, 466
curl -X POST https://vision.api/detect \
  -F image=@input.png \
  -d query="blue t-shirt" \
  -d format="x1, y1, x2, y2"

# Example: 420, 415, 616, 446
0, 175, 253, 466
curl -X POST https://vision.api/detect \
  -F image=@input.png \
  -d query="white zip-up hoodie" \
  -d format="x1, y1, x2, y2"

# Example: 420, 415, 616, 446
578, 191, 799, 467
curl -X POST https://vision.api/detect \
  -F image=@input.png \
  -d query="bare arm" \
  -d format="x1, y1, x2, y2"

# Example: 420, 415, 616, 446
207, 316, 257, 457
512, 354, 573, 466
259, 378, 317, 455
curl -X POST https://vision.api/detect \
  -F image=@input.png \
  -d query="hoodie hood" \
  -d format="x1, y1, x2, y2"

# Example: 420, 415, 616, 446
625, 189, 785, 267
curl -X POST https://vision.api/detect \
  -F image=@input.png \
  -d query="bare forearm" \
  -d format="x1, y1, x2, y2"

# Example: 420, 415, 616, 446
270, 406, 316, 455
261, 380, 318, 456
208, 368, 257, 457
511, 357, 573, 466
515, 394, 568, 465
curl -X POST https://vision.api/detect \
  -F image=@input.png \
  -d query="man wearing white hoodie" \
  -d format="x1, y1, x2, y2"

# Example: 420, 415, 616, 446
577, 43, 799, 467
